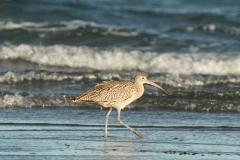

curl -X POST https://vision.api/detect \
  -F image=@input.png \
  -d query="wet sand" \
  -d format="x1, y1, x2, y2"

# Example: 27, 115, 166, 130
0, 108, 240, 159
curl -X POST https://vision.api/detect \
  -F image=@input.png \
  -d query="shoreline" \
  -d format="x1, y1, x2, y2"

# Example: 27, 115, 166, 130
0, 108, 239, 159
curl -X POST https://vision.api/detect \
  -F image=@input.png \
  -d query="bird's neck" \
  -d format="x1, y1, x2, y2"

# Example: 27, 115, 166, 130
134, 81, 145, 95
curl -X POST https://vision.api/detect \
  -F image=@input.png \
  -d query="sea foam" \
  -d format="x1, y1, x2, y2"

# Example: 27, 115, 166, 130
0, 20, 138, 37
1, 71, 240, 89
0, 92, 240, 112
1, 44, 240, 75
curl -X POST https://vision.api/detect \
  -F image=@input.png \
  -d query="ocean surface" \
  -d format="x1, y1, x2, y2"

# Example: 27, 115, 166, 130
1, 0, 240, 111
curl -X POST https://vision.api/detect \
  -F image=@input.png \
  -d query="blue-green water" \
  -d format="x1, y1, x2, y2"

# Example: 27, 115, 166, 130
0, 108, 240, 159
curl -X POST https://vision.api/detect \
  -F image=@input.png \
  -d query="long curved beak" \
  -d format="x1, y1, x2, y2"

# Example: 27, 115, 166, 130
146, 80, 168, 95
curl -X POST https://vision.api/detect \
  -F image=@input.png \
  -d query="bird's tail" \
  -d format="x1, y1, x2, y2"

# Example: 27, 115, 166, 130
72, 96, 85, 102
71, 97, 77, 102
72, 91, 95, 102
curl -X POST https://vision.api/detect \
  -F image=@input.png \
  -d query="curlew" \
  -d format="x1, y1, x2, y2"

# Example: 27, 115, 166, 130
72, 74, 168, 138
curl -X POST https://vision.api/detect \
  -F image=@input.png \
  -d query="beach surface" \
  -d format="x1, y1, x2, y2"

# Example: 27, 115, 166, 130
1, 107, 239, 160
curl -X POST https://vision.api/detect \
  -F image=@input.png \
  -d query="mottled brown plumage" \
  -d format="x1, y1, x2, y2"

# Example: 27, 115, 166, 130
72, 74, 168, 138
73, 81, 134, 103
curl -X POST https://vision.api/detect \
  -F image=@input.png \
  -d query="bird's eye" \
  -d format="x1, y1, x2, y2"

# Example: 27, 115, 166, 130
141, 77, 145, 79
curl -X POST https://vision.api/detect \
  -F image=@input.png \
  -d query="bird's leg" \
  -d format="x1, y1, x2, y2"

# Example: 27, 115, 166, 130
104, 107, 112, 138
117, 109, 145, 138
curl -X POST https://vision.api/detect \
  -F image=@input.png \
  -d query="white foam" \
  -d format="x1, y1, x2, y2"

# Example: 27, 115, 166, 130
0, 21, 46, 30
0, 93, 73, 108
0, 20, 94, 31
0, 20, 135, 36
102, 28, 138, 37
0, 71, 84, 83
1, 44, 240, 75
0, 93, 24, 108
1, 92, 240, 111
179, 24, 240, 36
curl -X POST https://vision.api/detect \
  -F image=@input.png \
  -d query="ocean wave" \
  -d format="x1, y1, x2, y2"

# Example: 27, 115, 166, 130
0, 93, 74, 108
1, 92, 240, 112
1, 44, 240, 75
0, 70, 84, 83
0, 20, 138, 37
0, 20, 108, 32
1, 70, 240, 88
127, 7, 240, 25
173, 24, 240, 37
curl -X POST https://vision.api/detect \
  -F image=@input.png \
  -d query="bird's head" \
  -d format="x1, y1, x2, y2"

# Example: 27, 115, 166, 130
135, 74, 168, 95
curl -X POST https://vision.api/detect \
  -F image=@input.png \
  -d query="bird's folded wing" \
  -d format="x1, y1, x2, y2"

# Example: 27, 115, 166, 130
77, 81, 134, 102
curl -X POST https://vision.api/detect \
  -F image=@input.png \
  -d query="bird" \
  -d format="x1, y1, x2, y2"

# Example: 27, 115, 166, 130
72, 74, 168, 138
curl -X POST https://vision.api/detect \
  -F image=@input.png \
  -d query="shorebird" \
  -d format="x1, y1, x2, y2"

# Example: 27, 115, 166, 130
72, 74, 168, 138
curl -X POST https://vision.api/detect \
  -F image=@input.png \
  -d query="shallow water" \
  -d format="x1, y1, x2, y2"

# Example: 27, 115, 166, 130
0, 108, 240, 159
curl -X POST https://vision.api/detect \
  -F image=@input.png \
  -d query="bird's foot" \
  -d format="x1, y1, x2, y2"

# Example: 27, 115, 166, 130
104, 134, 108, 138
133, 130, 145, 138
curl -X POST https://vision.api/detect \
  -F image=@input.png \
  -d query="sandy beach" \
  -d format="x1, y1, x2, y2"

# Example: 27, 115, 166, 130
1, 108, 239, 160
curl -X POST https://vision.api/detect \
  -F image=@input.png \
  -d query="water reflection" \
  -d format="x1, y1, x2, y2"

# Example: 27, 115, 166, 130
103, 137, 141, 159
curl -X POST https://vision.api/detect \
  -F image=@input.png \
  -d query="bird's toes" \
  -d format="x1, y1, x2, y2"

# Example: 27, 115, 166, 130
133, 131, 145, 138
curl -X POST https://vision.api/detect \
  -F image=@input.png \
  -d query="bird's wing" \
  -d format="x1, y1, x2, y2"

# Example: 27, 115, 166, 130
94, 81, 115, 90
74, 81, 134, 102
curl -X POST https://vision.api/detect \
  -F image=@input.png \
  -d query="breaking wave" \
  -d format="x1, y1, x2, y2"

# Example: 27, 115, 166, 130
1, 92, 240, 112
1, 44, 240, 75
0, 20, 115, 32
1, 70, 240, 88
0, 20, 138, 37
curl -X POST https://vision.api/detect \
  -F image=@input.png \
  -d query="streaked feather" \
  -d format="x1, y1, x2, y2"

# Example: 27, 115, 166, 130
73, 81, 134, 102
